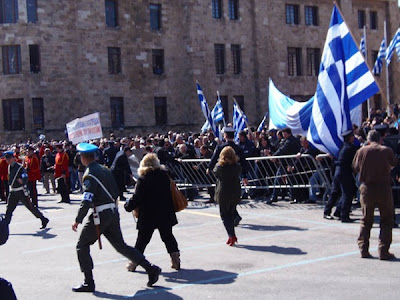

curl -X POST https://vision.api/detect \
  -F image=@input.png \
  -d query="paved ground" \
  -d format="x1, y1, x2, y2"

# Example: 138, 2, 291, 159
1, 183, 400, 300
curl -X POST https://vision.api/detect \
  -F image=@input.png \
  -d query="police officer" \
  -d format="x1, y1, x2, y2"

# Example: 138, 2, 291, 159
72, 143, 161, 293
3, 151, 49, 229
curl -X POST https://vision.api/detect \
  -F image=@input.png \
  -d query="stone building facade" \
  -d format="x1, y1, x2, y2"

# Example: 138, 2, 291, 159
0, 0, 399, 141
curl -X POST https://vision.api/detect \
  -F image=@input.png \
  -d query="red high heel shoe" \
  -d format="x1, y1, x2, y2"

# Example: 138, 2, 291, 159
227, 236, 237, 246
226, 237, 232, 245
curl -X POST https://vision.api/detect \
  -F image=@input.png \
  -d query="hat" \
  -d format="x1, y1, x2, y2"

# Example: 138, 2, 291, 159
373, 123, 388, 131
222, 126, 235, 133
3, 151, 14, 159
77, 143, 98, 153
341, 129, 354, 137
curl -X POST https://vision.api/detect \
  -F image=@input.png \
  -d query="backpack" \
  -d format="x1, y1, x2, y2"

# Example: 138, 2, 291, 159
0, 214, 9, 246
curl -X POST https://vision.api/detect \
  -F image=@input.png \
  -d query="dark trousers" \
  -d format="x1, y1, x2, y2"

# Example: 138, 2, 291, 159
338, 175, 357, 218
76, 210, 145, 273
357, 184, 394, 256
57, 177, 70, 202
219, 202, 237, 237
27, 180, 38, 207
135, 225, 179, 254
0, 180, 9, 202
5, 191, 44, 224
324, 171, 341, 215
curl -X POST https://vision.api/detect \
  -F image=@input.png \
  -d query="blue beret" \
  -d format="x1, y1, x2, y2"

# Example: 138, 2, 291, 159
3, 151, 14, 158
76, 143, 98, 153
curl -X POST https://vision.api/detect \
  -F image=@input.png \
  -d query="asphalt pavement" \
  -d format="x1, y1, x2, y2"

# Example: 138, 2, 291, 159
1, 183, 399, 300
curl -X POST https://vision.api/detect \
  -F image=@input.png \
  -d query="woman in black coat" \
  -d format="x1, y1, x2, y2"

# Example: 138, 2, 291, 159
124, 153, 180, 271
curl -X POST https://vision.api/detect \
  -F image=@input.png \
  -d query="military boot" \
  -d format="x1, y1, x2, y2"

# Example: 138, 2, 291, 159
170, 252, 181, 270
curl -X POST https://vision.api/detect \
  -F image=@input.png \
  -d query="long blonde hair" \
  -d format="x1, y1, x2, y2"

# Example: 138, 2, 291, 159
218, 146, 239, 166
138, 153, 164, 176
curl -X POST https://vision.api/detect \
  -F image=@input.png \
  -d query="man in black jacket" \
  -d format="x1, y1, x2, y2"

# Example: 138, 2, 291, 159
40, 148, 56, 194
111, 146, 133, 201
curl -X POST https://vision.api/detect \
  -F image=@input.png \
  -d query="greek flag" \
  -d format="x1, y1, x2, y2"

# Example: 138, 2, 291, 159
307, 5, 379, 157
201, 99, 224, 138
257, 112, 268, 132
196, 82, 220, 138
360, 34, 366, 56
386, 28, 400, 66
373, 38, 386, 75
233, 101, 248, 141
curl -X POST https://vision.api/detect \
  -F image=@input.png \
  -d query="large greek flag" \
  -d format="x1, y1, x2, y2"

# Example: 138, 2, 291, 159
196, 82, 220, 138
307, 5, 379, 157
386, 28, 400, 66
233, 102, 248, 141
373, 38, 386, 75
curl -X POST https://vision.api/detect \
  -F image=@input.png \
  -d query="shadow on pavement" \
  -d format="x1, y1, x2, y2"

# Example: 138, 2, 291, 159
237, 244, 307, 255
9, 228, 57, 239
240, 224, 307, 232
130, 289, 183, 300
163, 268, 238, 285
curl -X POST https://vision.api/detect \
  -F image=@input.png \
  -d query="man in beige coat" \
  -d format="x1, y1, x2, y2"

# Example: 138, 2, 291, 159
352, 130, 397, 260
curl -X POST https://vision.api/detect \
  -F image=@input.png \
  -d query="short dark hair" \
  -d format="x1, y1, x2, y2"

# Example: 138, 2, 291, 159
282, 128, 292, 135
224, 131, 235, 139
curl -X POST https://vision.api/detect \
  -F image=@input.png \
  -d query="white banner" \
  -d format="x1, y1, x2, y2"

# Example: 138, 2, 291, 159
66, 112, 103, 144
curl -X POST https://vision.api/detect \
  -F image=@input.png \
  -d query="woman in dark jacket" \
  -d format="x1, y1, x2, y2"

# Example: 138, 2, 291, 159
124, 153, 180, 271
213, 146, 242, 246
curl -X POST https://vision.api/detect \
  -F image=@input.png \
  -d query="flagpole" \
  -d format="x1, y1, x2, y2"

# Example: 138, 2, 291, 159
333, 1, 389, 109
384, 20, 390, 115
363, 25, 371, 119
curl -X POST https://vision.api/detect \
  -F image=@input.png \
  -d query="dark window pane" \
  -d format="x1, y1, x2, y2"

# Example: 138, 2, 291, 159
154, 97, 167, 125
32, 98, 44, 129
2, 98, 24, 131
152, 49, 164, 75
2, 45, 21, 74
358, 10, 365, 29
0, 0, 18, 23
214, 44, 225, 74
234, 96, 244, 113
228, 0, 239, 20
110, 97, 124, 127
305, 6, 318, 26
26, 0, 37, 23
212, 0, 222, 19
105, 0, 117, 27
149, 4, 161, 30
286, 4, 299, 25
231, 44, 241, 74
306, 48, 320, 76
29, 44, 40, 73
288, 47, 302, 76
108, 47, 121, 74
370, 11, 377, 30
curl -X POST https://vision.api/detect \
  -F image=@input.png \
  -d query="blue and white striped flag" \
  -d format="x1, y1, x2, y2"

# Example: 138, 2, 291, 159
386, 28, 400, 66
212, 96, 225, 123
307, 5, 379, 157
196, 82, 220, 138
373, 38, 386, 75
257, 112, 268, 132
360, 34, 366, 57
233, 101, 248, 141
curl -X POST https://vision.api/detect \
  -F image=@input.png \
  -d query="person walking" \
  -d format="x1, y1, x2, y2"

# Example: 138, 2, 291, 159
54, 143, 70, 203
352, 130, 397, 260
213, 146, 242, 246
111, 146, 133, 201
124, 153, 181, 272
71, 143, 161, 292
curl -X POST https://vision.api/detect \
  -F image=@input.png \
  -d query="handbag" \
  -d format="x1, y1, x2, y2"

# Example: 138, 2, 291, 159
170, 178, 188, 212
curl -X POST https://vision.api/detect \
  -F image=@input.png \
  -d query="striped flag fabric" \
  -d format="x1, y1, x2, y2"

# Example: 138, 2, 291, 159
196, 82, 220, 138
386, 28, 400, 66
307, 4, 379, 157
233, 101, 248, 141
257, 112, 268, 132
373, 38, 386, 75
200, 98, 225, 138
360, 34, 366, 56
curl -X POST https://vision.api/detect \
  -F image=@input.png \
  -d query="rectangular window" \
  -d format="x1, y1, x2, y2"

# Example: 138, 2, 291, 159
32, 97, 44, 130
231, 44, 241, 74
2, 45, 21, 74
219, 95, 229, 122
110, 97, 124, 127
234, 95, 244, 113
2, 98, 24, 131
212, 0, 222, 19
306, 48, 320, 76
285, 4, 299, 25
305, 6, 318, 26
288, 47, 302, 76
154, 97, 167, 125
26, 0, 37, 23
358, 10, 365, 29
152, 49, 164, 75
214, 44, 225, 75
105, 0, 118, 27
0, 0, 18, 24
149, 4, 161, 30
370, 11, 377, 30
29, 44, 40, 73
108, 47, 121, 74
228, 0, 239, 20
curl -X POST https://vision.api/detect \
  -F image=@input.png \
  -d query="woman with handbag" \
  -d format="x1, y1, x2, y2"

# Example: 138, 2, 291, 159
213, 146, 242, 246
124, 153, 181, 271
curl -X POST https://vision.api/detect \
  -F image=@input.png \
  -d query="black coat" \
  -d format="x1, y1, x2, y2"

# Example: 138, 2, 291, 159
124, 169, 177, 230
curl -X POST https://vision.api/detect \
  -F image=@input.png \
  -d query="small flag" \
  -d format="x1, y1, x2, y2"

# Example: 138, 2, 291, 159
257, 112, 268, 132
373, 38, 386, 75
307, 4, 379, 157
360, 34, 366, 56
196, 82, 220, 138
233, 101, 248, 141
386, 28, 400, 66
